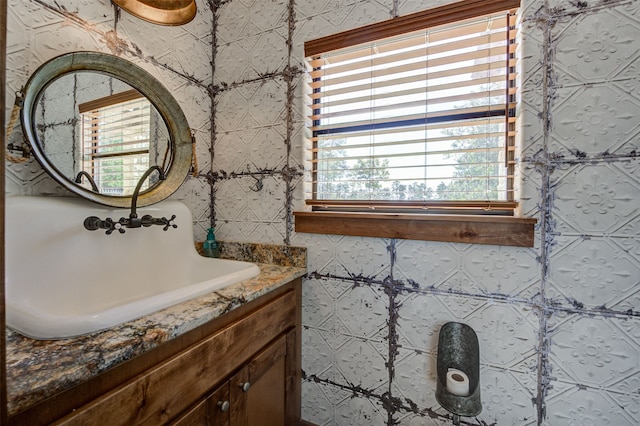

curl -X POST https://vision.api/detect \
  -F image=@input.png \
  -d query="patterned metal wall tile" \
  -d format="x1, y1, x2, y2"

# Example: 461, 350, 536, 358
291, 233, 342, 275
475, 368, 538, 425
215, 27, 288, 84
334, 236, 390, 279
395, 240, 459, 290
552, 163, 640, 235
550, 84, 640, 156
544, 384, 639, 426
548, 313, 639, 389
548, 236, 640, 310
334, 395, 388, 425
460, 245, 540, 297
554, 9, 639, 86
8, 0, 640, 424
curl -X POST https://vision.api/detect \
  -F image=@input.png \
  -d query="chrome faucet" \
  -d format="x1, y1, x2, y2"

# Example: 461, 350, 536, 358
83, 165, 177, 235
74, 171, 99, 192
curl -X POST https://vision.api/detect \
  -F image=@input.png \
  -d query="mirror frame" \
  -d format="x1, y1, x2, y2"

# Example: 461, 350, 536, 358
19, 51, 192, 208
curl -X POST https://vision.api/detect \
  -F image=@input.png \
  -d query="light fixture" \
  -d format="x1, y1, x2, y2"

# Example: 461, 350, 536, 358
112, 0, 197, 26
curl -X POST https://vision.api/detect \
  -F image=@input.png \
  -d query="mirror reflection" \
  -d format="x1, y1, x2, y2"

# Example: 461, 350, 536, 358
34, 72, 171, 195
19, 51, 193, 208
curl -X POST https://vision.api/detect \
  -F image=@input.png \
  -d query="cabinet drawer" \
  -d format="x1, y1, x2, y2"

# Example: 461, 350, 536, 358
54, 290, 296, 426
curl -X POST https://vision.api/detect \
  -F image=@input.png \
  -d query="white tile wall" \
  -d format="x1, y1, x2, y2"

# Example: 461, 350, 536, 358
6, 0, 640, 424
552, 163, 640, 235
545, 313, 640, 425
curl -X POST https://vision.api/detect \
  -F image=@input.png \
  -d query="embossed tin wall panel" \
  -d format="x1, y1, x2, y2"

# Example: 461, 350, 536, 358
6, 0, 640, 424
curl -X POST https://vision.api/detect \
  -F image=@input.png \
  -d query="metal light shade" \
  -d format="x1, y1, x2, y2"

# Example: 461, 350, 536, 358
112, 0, 196, 25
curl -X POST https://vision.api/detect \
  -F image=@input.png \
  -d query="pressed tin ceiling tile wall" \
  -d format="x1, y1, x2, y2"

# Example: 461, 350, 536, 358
5, 0, 640, 424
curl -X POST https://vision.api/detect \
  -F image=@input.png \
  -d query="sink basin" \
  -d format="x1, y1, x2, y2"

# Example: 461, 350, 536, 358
5, 196, 260, 340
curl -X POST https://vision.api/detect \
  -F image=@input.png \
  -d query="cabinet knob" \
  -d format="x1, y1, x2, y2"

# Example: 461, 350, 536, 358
217, 400, 230, 412
240, 382, 251, 392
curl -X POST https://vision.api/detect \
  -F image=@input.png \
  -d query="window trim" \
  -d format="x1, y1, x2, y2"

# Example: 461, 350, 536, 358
294, 212, 536, 247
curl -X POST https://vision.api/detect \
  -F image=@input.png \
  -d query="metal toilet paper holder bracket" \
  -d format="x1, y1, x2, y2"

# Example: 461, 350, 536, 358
436, 322, 482, 424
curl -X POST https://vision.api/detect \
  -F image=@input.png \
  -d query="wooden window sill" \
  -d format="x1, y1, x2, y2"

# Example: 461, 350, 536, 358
293, 211, 537, 247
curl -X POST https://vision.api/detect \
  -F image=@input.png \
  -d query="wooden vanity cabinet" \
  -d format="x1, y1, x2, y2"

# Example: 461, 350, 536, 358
9, 279, 301, 426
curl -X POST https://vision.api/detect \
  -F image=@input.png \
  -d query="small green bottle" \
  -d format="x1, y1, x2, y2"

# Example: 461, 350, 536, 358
203, 227, 220, 258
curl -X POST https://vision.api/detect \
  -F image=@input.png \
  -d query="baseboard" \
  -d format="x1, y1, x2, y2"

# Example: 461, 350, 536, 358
299, 420, 318, 426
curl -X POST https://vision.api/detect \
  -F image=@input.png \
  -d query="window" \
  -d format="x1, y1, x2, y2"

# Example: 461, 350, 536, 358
295, 0, 535, 246
305, 0, 519, 215
79, 90, 152, 195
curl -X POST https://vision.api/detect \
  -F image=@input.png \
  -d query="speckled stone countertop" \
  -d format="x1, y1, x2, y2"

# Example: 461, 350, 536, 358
6, 242, 306, 417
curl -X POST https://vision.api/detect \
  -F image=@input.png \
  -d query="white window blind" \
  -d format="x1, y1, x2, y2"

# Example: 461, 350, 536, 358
306, 3, 519, 213
80, 91, 151, 196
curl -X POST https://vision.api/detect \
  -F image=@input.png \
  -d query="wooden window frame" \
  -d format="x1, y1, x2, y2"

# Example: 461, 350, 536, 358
77, 89, 143, 114
295, 0, 536, 247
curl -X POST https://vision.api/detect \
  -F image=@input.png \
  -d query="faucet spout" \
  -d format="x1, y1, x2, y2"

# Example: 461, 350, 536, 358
130, 165, 166, 220
74, 171, 99, 192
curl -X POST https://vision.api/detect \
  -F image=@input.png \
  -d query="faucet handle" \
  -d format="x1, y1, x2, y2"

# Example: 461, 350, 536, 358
83, 216, 124, 234
162, 215, 177, 231
139, 214, 177, 230
105, 218, 125, 235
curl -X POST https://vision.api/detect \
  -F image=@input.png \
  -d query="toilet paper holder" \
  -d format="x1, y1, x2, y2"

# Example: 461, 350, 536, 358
436, 322, 481, 423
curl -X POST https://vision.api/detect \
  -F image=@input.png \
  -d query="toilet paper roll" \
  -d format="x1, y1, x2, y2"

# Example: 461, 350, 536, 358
446, 368, 470, 396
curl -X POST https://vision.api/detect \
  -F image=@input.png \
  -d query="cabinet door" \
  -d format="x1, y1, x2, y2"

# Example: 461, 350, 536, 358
209, 383, 232, 426
171, 383, 230, 426
243, 334, 288, 426
170, 398, 209, 426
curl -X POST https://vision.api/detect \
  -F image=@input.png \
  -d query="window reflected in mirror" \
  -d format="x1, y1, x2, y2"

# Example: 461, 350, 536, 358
80, 92, 161, 195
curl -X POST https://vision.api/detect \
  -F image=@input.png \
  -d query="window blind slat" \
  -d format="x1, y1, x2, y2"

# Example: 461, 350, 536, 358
85, 113, 150, 127
309, 45, 513, 90
311, 104, 508, 133
313, 135, 506, 155
311, 116, 507, 142
84, 141, 150, 153
309, 57, 516, 94
308, 18, 508, 68
313, 176, 516, 184
311, 89, 507, 123
309, 26, 514, 79
312, 74, 513, 112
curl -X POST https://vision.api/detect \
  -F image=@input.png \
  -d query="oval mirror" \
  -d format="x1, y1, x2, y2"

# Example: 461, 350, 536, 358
19, 51, 192, 208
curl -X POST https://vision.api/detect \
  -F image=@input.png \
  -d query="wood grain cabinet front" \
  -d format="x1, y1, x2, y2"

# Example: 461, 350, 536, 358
170, 383, 228, 426
172, 332, 290, 426
9, 280, 302, 426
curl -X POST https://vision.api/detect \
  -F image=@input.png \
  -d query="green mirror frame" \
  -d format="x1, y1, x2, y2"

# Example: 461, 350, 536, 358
19, 51, 192, 208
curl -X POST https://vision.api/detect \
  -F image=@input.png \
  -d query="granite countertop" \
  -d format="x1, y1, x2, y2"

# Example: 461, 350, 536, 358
6, 242, 306, 417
